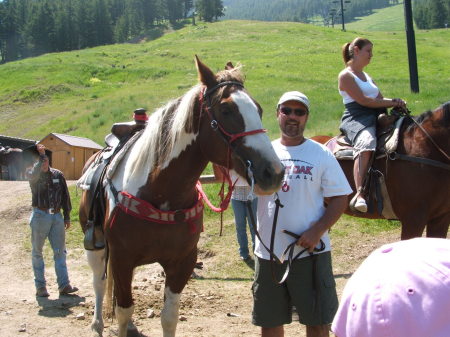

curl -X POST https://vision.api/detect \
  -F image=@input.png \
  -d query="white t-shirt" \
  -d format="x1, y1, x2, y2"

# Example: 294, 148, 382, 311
255, 139, 352, 261
339, 71, 380, 104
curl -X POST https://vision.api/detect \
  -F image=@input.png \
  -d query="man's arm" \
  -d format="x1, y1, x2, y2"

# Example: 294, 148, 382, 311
60, 173, 72, 229
296, 195, 348, 252
28, 144, 46, 183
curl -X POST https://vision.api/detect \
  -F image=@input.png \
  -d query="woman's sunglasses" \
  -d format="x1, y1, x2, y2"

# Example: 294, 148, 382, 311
279, 106, 308, 117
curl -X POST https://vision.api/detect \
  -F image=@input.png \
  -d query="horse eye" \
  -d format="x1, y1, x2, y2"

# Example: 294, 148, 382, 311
220, 104, 233, 116
222, 109, 232, 116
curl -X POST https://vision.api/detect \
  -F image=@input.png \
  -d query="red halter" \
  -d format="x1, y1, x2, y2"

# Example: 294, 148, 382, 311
199, 82, 267, 144
197, 82, 265, 213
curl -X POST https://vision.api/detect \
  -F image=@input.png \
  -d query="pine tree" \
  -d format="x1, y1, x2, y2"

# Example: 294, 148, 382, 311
428, 0, 446, 28
195, 0, 223, 22
27, 1, 57, 55
95, 0, 114, 45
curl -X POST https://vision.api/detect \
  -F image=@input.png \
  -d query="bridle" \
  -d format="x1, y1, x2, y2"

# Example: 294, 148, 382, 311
196, 81, 267, 214
200, 81, 267, 146
399, 107, 450, 162
197, 80, 267, 211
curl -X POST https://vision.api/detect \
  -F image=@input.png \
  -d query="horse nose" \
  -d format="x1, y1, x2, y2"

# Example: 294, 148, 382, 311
254, 162, 284, 191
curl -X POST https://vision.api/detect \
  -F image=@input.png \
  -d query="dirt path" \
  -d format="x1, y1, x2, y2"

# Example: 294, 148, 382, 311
0, 180, 406, 337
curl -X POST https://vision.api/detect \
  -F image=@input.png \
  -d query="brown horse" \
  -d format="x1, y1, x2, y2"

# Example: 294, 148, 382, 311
79, 57, 284, 337
313, 102, 450, 240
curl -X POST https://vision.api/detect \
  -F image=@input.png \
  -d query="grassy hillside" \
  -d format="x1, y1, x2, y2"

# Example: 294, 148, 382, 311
6, 21, 448, 279
0, 20, 449, 146
345, 4, 406, 31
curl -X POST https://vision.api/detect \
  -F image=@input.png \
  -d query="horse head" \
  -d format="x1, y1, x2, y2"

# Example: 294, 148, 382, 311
195, 56, 284, 195
402, 101, 450, 162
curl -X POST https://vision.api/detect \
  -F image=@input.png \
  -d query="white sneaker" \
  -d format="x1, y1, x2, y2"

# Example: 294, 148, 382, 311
354, 198, 368, 213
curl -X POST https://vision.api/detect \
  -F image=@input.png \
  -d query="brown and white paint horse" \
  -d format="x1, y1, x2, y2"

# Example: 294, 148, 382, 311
313, 101, 450, 240
79, 57, 284, 337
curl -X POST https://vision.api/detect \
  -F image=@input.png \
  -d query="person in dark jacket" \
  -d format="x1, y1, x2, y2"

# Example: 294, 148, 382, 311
28, 144, 78, 297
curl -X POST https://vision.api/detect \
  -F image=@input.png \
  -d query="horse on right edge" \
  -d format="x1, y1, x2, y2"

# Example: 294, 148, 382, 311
313, 101, 450, 240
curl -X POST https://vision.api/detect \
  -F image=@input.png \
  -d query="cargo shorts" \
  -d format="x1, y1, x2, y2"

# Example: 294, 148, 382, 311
252, 252, 338, 327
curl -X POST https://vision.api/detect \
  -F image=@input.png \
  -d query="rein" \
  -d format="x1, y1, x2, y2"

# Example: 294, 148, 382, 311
388, 152, 450, 171
402, 108, 450, 162
244, 163, 325, 284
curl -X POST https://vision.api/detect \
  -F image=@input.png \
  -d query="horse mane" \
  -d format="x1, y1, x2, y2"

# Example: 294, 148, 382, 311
123, 65, 245, 183
405, 101, 450, 132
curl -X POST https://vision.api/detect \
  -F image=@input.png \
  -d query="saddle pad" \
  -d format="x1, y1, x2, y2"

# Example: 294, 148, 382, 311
77, 152, 104, 191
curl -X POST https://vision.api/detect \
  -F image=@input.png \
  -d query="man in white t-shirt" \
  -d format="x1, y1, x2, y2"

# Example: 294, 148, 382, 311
252, 91, 352, 337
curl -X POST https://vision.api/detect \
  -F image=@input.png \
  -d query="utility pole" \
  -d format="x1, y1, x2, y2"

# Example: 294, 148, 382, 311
404, 0, 419, 92
332, 0, 350, 31
329, 8, 337, 28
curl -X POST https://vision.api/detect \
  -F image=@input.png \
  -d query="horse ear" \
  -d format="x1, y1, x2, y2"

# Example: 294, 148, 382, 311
195, 55, 218, 88
225, 61, 234, 70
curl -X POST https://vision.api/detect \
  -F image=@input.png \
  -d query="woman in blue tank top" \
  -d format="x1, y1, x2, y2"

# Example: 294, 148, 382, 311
338, 37, 406, 213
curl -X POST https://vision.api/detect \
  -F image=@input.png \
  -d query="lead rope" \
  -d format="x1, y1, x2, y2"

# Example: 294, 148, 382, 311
245, 161, 288, 283
246, 161, 326, 286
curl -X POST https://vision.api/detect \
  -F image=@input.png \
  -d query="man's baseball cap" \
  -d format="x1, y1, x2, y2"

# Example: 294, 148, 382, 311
332, 237, 450, 337
277, 91, 310, 111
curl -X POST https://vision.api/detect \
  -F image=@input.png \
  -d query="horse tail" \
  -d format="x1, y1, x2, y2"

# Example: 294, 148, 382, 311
104, 251, 115, 319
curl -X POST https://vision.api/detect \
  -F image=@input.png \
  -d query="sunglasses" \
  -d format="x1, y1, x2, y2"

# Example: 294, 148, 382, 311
279, 106, 308, 117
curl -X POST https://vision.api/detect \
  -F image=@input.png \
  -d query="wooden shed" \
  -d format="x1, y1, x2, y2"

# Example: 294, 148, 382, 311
39, 133, 103, 180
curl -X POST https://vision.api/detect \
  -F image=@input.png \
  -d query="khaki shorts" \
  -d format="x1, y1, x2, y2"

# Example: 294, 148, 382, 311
353, 126, 377, 159
252, 252, 338, 327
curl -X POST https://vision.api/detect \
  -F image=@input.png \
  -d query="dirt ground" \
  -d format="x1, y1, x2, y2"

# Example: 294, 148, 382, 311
0, 180, 404, 337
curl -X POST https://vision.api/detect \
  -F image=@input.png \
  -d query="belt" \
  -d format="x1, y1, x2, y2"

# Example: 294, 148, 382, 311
37, 207, 61, 214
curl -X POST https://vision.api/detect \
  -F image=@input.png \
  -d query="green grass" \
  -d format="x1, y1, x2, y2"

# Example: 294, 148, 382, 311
1, 20, 449, 145
346, 4, 406, 32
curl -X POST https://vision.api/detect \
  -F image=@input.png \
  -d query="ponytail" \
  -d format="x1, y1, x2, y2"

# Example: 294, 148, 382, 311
342, 42, 352, 64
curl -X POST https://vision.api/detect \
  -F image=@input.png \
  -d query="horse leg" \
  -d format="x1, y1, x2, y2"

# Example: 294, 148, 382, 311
426, 212, 450, 238
161, 250, 197, 337
161, 287, 182, 337
400, 213, 427, 240
111, 259, 136, 337
86, 249, 107, 337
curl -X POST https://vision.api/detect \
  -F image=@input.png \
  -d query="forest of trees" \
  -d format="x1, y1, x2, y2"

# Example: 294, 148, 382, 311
413, 0, 450, 28
223, 0, 449, 29
0, 0, 224, 63
222, 0, 401, 25
1, 0, 448, 64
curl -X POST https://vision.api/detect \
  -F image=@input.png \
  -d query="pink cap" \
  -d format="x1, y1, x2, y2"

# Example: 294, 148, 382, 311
332, 238, 450, 337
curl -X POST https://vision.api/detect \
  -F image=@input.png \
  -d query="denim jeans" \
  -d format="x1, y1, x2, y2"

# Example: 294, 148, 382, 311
231, 198, 257, 259
29, 208, 70, 290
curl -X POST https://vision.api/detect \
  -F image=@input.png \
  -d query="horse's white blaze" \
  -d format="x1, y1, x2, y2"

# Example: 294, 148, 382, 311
231, 91, 282, 169
161, 287, 181, 337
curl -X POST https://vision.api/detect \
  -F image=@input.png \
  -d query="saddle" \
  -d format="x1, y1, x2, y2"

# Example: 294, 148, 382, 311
105, 108, 148, 147
325, 114, 405, 220
326, 115, 405, 160
77, 121, 146, 250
